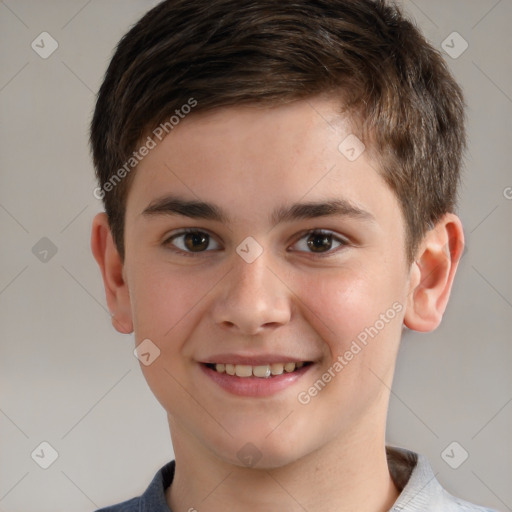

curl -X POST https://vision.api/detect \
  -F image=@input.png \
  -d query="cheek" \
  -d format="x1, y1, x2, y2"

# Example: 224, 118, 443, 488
127, 264, 214, 413
295, 266, 403, 357
293, 267, 404, 422
127, 262, 214, 344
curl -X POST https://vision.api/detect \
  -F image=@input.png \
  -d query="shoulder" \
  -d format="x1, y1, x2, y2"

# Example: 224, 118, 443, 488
95, 497, 139, 512
94, 461, 175, 512
387, 446, 498, 512
429, 490, 499, 512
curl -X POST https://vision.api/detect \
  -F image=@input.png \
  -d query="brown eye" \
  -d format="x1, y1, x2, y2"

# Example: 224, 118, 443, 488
306, 233, 333, 252
184, 231, 209, 251
166, 230, 221, 253
291, 230, 347, 254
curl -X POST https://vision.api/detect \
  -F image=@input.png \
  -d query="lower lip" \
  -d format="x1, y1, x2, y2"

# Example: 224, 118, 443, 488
200, 363, 312, 397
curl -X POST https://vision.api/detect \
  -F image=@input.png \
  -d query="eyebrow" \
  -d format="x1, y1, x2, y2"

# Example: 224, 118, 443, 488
142, 195, 376, 225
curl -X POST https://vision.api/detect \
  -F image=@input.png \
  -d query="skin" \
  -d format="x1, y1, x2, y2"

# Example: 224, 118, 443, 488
91, 95, 464, 512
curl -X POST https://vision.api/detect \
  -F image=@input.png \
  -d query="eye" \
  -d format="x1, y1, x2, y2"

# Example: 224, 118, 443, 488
291, 229, 348, 254
164, 229, 221, 253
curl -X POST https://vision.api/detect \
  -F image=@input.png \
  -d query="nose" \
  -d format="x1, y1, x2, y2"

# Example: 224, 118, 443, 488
210, 253, 292, 335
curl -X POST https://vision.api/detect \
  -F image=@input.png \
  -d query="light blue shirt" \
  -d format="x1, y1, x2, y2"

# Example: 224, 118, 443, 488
95, 446, 498, 511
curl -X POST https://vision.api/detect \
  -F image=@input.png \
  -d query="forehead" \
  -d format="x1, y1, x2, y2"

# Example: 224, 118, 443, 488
125, 96, 401, 231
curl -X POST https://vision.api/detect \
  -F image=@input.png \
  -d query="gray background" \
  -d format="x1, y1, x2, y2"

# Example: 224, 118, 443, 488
0, 1, 511, 511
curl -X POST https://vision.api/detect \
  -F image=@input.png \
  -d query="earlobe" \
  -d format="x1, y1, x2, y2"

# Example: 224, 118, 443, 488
91, 212, 134, 334
403, 213, 465, 333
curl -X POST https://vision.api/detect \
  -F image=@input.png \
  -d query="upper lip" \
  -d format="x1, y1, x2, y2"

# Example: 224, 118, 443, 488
200, 354, 314, 366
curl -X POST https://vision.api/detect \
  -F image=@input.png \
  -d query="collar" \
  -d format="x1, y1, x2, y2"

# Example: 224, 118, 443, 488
133, 446, 494, 512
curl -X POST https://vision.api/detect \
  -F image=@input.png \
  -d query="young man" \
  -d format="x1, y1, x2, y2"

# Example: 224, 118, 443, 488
90, 0, 496, 510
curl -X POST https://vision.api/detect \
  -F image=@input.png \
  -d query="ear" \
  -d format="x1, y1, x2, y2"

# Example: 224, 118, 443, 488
91, 212, 133, 334
404, 213, 465, 332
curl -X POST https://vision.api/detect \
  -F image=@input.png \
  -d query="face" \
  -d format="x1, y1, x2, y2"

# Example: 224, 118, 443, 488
121, 96, 412, 468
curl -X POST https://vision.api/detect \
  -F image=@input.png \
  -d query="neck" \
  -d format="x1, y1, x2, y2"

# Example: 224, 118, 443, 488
166, 420, 399, 512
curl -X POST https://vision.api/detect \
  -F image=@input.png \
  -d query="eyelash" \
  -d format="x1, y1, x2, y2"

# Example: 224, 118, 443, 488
162, 228, 350, 258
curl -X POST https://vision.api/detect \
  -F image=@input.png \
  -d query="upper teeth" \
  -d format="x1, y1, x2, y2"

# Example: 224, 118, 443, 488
214, 362, 304, 378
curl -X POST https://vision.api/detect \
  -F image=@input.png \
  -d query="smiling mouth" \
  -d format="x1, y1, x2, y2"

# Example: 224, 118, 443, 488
204, 361, 312, 378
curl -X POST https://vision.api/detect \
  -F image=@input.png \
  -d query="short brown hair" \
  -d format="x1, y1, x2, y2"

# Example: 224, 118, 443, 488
90, 0, 465, 264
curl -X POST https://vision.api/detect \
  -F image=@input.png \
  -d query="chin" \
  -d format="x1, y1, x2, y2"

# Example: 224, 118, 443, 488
214, 432, 313, 471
